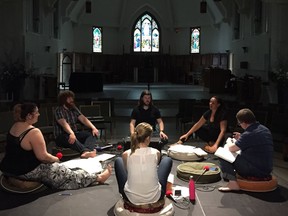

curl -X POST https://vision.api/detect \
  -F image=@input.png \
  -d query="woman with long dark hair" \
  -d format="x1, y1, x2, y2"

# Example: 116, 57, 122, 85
177, 96, 227, 153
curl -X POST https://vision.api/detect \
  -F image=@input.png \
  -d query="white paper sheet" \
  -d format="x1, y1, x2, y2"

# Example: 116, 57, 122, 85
61, 153, 115, 174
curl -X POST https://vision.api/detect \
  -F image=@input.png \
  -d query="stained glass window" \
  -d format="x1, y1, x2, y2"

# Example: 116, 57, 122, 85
190, 27, 200, 54
93, 27, 102, 53
133, 13, 159, 52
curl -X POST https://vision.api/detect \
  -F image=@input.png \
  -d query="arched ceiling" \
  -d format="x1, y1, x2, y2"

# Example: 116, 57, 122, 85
49, 0, 235, 28
45, 0, 288, 30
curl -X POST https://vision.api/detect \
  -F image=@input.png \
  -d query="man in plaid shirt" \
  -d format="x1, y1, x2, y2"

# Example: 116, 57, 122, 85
54, 90, 99, 158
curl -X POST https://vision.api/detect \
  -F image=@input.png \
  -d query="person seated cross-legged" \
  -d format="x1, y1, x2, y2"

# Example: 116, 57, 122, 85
115, 122, 172, 209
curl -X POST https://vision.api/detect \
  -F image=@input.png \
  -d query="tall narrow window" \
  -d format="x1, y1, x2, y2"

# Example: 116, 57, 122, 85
92, 27, 102, 53
133, 13, 160, 52
59, 54, 72, 90
190, 27, 200, 54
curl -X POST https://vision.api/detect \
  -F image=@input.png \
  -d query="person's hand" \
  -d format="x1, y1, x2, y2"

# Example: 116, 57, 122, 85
179, 134, 188, 142
232, 132, 241, 140
91, 127, 99, 137
68, 133, 76, 144
160, 131, 168, 140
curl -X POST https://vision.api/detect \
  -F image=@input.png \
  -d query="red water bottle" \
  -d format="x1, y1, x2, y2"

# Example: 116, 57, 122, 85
189, 175, 195, 204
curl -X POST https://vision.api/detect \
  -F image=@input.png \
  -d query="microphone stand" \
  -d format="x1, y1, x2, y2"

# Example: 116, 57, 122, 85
195, 168, 209, 183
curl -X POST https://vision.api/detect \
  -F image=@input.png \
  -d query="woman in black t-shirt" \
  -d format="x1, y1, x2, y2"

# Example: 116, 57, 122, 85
177, 96, 227, 153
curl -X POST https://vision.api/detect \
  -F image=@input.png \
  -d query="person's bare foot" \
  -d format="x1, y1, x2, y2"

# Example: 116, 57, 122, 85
96, 164, 112, 184
218, 180, 240, 192
204, 144, 218, 153
81, 149, 97, 158
203, 141, 218, 153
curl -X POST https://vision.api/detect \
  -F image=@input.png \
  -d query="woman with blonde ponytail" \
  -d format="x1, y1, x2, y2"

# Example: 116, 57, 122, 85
114, 122, 172, 205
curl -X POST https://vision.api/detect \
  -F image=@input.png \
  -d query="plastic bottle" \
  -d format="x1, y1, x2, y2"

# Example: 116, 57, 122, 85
189, 175, 195, 204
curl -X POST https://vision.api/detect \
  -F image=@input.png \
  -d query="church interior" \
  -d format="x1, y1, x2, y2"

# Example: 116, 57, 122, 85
0, 0, 288, 215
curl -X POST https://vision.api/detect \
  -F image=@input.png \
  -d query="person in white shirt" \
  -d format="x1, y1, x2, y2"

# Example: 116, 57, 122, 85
114, 122, 172, 205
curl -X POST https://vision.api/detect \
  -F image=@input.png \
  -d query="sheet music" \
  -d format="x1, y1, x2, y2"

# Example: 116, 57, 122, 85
214, 138, 241, 163
214, 147, 238, 163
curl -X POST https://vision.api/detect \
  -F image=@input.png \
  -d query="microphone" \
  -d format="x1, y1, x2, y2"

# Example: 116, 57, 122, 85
195, 166, 210, 183
203, 165, 210, 171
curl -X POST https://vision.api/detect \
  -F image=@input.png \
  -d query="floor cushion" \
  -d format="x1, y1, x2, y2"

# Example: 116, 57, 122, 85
0, 174, 45, 194
114, 197, 174, 216
177, 162, 221, 183
237, 175, 278, 192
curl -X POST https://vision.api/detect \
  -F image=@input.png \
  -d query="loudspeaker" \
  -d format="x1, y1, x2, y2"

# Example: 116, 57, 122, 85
86, 1, 91, 13
200, 1, 207, 13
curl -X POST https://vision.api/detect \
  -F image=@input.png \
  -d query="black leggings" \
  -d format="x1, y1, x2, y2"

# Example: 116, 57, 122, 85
193, 125, 224, 145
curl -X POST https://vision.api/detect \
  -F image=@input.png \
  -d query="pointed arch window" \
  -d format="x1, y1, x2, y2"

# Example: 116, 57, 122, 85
92, 27, 102, 53
133, 13, 160, 52
190, 27, 200, 54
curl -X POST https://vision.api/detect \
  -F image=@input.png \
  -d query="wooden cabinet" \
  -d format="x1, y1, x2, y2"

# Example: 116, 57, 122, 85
202, 67, 231, 93
73, 52, 92, 72
69, 52, 228, 84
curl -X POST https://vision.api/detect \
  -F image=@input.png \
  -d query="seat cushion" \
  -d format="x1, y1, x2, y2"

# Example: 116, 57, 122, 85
237, 175, 278, 192
114, 197, 174, 216
0, 175, 46, 194
176, 162, 221, 183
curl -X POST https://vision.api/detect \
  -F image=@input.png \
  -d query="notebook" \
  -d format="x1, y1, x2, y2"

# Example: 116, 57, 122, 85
214, 138, 240, 163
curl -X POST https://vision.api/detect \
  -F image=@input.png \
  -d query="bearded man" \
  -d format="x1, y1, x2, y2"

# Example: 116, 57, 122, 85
54, 90, 99, 158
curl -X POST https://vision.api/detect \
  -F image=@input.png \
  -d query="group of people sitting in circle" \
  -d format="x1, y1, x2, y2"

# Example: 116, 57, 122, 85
0, 89, 273, 204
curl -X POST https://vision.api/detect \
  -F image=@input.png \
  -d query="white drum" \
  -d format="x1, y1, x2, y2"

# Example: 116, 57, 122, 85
167, 144, 207, 161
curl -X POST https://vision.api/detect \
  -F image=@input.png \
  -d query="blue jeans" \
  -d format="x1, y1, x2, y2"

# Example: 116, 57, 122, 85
220, 155, 271, 181
55, 131, 96, 154
114, 156, 173, 201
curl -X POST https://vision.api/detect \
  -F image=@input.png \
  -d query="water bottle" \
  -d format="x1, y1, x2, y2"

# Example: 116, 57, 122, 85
189, 175, 195, 204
